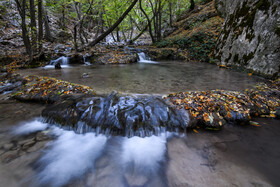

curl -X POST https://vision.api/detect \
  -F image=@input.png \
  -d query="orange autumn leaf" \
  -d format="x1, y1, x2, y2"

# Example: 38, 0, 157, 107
193, 129, 199, 133
250, 121, 260, 127
203, 113, 210, 122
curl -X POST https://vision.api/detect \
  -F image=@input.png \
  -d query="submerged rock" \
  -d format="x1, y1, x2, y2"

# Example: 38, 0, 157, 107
42, 92, 189, 137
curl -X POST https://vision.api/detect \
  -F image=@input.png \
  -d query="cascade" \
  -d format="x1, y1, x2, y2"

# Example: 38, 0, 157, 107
137, 52, 158, 64
45, 56, 70, 68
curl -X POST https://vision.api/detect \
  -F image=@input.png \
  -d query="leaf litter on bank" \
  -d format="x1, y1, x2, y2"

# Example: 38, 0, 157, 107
12, 75, 95, 103
165, 79, 280, 130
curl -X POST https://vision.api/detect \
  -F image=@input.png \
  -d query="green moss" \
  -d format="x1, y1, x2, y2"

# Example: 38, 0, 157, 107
231, 0, 272, 42
155, 40, 172, 48
0, 5, 7, 18
242, 52, 254, 65
275, 25, 280, 37
156, 32, 216, 62
237, 4, 250, 18
246, 31, 255, 42
272, 5, 277, 14
256, 0, 270, 11
233, 54, 239, 63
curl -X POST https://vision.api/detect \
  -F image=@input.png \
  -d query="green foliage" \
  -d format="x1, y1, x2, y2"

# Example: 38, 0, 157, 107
0, 4, 7, 18
155, 40, 172, 48
156, 32, 216, 62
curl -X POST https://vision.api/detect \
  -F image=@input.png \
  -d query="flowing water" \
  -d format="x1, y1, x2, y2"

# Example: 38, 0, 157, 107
44, 56, 70, 69
0, 57, 279, 186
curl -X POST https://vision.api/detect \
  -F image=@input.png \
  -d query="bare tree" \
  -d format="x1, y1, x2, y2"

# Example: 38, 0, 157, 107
190, 0, 195, 10
139, 0, 155, 43
30, 0, 37, 51
89, 0, 139, 47
43, 6, 54, 42
15, 0, 33, 62
38, 0, 43, 53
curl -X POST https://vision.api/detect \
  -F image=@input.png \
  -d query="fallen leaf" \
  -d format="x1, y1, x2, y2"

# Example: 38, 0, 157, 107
193, 129, 199, 133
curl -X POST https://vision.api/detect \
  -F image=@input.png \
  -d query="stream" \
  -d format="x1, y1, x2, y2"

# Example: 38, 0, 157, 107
0, 57, 279, 186
19, 59, 264, 94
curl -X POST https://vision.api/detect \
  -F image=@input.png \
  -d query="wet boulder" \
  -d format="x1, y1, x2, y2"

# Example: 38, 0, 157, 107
42, 92, 189, 137
276, 107, 280, 119
214, 0, 280, 78
69, 54, 84, 64
0, 81, 22, 94
55, 62, 61, 69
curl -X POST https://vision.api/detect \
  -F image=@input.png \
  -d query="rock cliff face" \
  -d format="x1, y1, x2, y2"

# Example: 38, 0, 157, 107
214, 0, 280, 78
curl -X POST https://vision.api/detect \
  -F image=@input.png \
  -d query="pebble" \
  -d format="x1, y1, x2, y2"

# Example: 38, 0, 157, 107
22, 141, 36, 150
2, 143, 13, 150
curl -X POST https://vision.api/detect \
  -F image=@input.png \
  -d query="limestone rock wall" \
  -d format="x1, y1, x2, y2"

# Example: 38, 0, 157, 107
214, 0, 280, 78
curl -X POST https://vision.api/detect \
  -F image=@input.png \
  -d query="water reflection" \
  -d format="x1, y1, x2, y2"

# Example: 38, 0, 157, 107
19, 61, 264, 94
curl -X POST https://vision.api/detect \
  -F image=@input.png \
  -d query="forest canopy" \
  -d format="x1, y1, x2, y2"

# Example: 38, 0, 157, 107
11, 0, 201, 62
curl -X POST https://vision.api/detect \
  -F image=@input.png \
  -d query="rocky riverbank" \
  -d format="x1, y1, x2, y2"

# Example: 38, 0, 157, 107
1, 71, 279, 134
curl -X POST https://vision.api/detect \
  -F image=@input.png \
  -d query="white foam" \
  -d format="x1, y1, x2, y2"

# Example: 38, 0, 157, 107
43, 65, 70, 69
44, 56, 70, 69
138, 52, 158, 64
37, 129, 107, 187
120, 133, 167, 174
13, 119, 48, 135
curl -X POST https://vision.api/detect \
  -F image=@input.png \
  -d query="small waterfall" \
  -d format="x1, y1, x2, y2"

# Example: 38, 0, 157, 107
42, 92, 189, 137
83, 54, 91, 66
50, 56, 69, 65
45, 56, 70, 68
137, 52, 158, 64
13, 119, 170, 186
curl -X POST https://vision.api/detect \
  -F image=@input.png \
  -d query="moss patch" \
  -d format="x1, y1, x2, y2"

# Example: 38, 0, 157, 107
275, 25, 280, 37
156, 32, 216, 62
242, 52, 254, 65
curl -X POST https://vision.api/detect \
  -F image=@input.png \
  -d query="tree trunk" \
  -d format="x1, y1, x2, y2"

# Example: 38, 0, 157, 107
129, 16, 134, 40
38, 0, 43, 53
169, 2, 172, 26
116, 27, 120, 42
158, 0, 162, 41
122, 28, 127, 42
15, 0, 33, 62
190, 0, 195, 10
105, 13, 117, 42
155, 0, 158, 40
74, 25, 78, 53
30, 0, 37, 51
139, 0, 155, 43
89, 0, 138, 47
43, 7, 54, 42
131, 23, 148, 42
